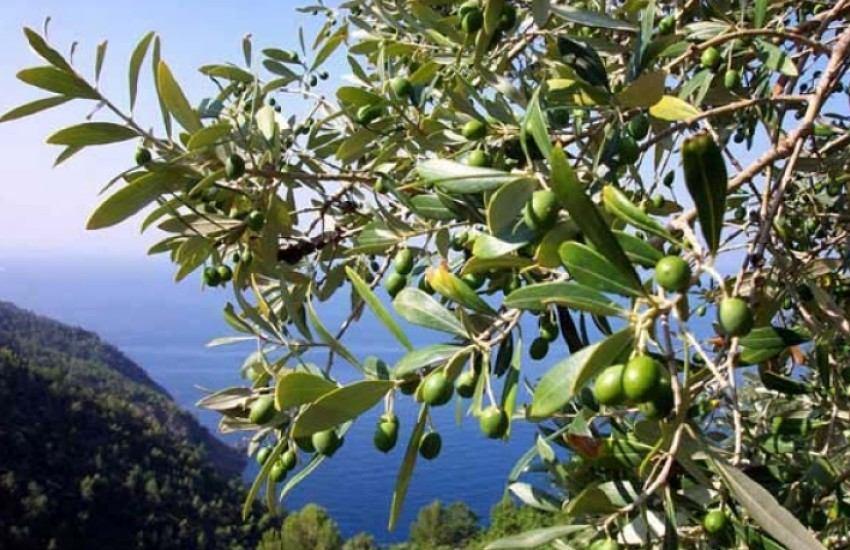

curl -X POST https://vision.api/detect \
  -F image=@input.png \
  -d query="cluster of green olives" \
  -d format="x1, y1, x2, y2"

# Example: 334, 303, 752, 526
697, 45, 741, 91
594, 355, 675, 420
529, 313, 559, 361
384, 248, 414, 298
256, 446, 298, 483
618, 112, 650, 165
203, 263, 233, 288
455, 1, 516, 36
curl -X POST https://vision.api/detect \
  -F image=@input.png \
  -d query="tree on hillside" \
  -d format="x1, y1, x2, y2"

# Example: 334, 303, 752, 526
259, 504, 342, 550
5, 0, 850, 547
408, 500, 480, 549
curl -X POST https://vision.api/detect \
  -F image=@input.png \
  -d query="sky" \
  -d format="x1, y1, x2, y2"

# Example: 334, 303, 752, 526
0, 0, 341, 260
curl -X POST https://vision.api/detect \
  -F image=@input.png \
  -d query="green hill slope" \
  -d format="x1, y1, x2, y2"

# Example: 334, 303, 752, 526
0, 301, 272, 549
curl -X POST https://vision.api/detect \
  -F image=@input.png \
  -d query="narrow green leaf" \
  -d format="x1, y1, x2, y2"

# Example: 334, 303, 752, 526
530, 328, 633, 417
174, 236, 212, 281
199, 64, 255, 83
757, 40, 798, 77
312, 32, 345, 70
550, 5, 637, 31
549, 146, 641, 289
275, 371, 338, 410
682, 133, 728, 254
157, 60, 202, 132
461, 256, 533, 275
504, 281, 627, 317
23, 28, 72, 72
393, 344, 464, 379
279, 440, 330, 500
389, 404, 428, 530
739, 326, 809, 350
560, 242, 644, 297
291, 380, 394, 437
95, 40, 108, 82
305, 299, 362, 371
17, 66, 99, 99
87, 172, 175, 229
534, 222, 580, 268
47, 122, 138, 146
531, 0, 551, 27
393, 287, 466, 337
713, 459, 826, 550
187, 122, 233, 150
129, 32, 155, 110
242, 34, 252, 66
472, 233, 528, 259
485, 524, 589, 550
242, 437, 287, 519
409, 195, 455, 221
151, 37, 172, 137
487, 178, 536, 237
615, 231, 664, 268
336, 86, 385, 108
54, 145, 83, 167
602, 185, 675, 242
501, 336, 522, 437
754, 0, 767, 27
0, 96, 69, 123
522, 88, 552, 161
346, 267, 413, 351
417, 159, 525, 194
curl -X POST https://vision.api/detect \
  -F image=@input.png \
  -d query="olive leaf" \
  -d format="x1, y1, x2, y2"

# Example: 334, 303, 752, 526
275, 371, 338, 410
0, 96, 70, 123
504, 281, 627, 317
346, 267, 413, 351
713, 458, 826, 550
602, 185, 675, 242
17, 66, 99, 99
393, 287, 467, 337
682, 133, 728, 254
87, 171, 179, 230
530, 328, 634, 417
484, 524, 590, 550
614, 231, 664, 268
47, 122, 138, 146
417, 159, 523, 194
559, 242, 645, 297
649, 95, 700, 121
305, 299, 363, 371
129, 32, 156, 110
394, 344, 465, 379
549, 146, 641, 290
156, 60, 202, 132
388, 404, 428, 531
617, 70, 666, 108
290, 380, 394, 438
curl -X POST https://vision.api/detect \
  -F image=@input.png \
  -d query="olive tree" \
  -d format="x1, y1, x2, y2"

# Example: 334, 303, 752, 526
5, 0, 850, 547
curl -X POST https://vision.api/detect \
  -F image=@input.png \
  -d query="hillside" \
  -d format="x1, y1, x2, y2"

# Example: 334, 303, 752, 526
0, 301, 242, 475
0, 301, 272, 549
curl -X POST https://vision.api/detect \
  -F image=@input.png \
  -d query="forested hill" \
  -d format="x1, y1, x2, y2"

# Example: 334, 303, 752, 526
0, 300, 241, 475
0, 301, 272, 549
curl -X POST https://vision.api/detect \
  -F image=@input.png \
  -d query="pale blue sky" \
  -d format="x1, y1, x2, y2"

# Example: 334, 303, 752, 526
0, 1, 340, 260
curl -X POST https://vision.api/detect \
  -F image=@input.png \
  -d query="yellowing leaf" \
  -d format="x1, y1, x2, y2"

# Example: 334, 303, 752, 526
617, 70, 667, 108
649, 95, 700, 121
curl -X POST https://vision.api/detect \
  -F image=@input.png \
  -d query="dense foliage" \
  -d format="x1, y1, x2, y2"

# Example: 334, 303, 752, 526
5, 0, 850, 547
0, 302, 272, 549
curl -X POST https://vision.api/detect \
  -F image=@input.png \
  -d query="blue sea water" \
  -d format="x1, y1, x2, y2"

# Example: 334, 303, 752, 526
0, 254, 558, 542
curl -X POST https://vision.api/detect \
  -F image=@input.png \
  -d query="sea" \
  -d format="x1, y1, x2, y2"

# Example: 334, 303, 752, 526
0, 254, 563, 542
